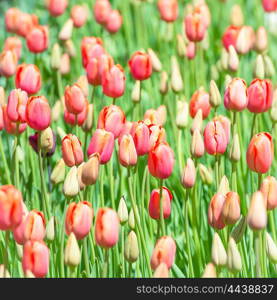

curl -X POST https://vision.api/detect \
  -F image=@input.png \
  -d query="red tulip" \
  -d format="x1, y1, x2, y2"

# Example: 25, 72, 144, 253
102, 64, 125, 98
26, 26, 49, 53
222, 25, 241, 51
208, 193, 226, 230
149, 187, 173, 219
131, 121, 150, 156
64, 84, 86, 115
189, 89, 211, 119
262, 0, 277, 12
81, 36, 104, 69
128, 51, 152, 81
184, 11, 207, 42
181, 158, 196, 189
15, 64, 41, 95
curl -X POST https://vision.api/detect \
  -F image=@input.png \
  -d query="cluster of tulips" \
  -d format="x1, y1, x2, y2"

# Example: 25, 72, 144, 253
0, 0, 276, 279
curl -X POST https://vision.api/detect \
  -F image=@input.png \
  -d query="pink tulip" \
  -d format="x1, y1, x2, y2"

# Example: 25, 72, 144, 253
4, 36, 22, 59
149, 187, 173, 219
71, 5, 88, 28
224, 78, 248, 111
181, 158, 196, 189
102, 64, 125, 98
62, 134, 84, 167
157, 0, 178, 23
128, 51, 152, 81
208, 193, 226, 230
64, 84, 86, 115
7, 89, 28, 123
26, 25, 49, 53
189, 89, 211, 119
0, 50, 18, 77
93, 0, 112, 25
260, 176, 277, 210
24, 210, 46, 242
118, 134, 137, 167
15, 64, 41, 95
105, 10, 122, 34
47, 0, 68, 17
131, 121, 150, 156
3, 105, 27, 135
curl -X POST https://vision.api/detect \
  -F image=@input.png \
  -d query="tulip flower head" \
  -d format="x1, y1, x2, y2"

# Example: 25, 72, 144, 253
129, 51, 152, 81
15, 64, 41, 95
149, 187, 173, 219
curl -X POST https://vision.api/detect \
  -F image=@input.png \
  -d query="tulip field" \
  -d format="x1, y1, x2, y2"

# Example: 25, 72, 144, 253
0, 0, 277, 279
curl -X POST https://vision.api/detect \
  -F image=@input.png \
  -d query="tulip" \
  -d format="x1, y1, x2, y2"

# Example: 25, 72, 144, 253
170, 56, 183, 93
2, 105, 27, 135
26, 26, 49, 53
16, 13, 38, 38
24, 210, 46, 242
124, 231, 139, 263
128, 51, 152, 81
222, 25, 241, 51
247, 191, 267, 230
47, 0, 68, 16
186, 41, 196, 60
65, 201, 93, 240
181, 158, 196, 189
176, 100, 189, 129
13, 203, 28, 245
204, 120, 228, 155
202, 262, 217, 278
63, 166, 79, 197
189, 89, 211, 119
71, 5, 88, 28
29, 129, 56, 157
217, 175, 230, 195
227, 237, 242, 273
153, 263, 169, 278
230, 133, 241, 162
157, 0, 178, 23
159, 71, 168, 95
224, 78, 248, 111
81, 37, 105, 69
148, 142, 174, 179
0, 264, 10, 278
246, 132, 274, 174
228, 45, 239, 72
230, 4, 244, 27
97, 105, 126, 138
77, 75, 89, 98
46, 216, 55, 241
87, 129, 114, 164
150, 236, 176, 270
64, 84, 86, 115
209, 80, 221, 108
131, 121, 150, 156
22, 240, 49, 278
0, 50, 17, 77
77, 163, 86, 191
222, 192, 241, 225
117, 196, 128, 224
149, 187, 173, 219
231, 216, 247, 243
255, 27, 268, 53
59, 19, 73, 41
105, 10, 122, 34
128, 208, 136, 230
62, 134, 84, 167
185, 11, 207, 42
64, 100, 88, 127
148, 125, 166, 149
236, 26, 255, 54
262, 0, 277, 12
15, 64, 41, 95
211, 232, 227, 267
190, 109, 203, 134
147, 48, 162, 72
81, 153, 100, 185
118, 134, 137, 167
247, 79, 273, 113
191, 129, 205, 158
51, 43, 61, 70
131, 80, 141, 102
260, 176, 277, 210
64, 233, 81, 267
95, 208, 120, 248
7, 89, 28, 123
213, 115, 231, 144
208, 193, 226, 230
4, 36, 22, 59
118, 121, 133, 143
102, 64, 125, 98
26, 96, 51, 131
265, 232, 277, 263
93, 0, 112, 25
60, 53, 70, 75
144, 108, 163, 126
5, 7, 21, 33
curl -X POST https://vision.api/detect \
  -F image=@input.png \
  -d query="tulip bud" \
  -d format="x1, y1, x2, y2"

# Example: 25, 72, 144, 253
117, 196, 128, 224
62, 134, 84, 167
208, 193, 226, 230
255, 27, 268, 53
147, 48, 162, 72
260, 176, 277, 210
209, 80, 221, 108
46, 216, 55, 241
190, 129, 205, 158
0, 87, 5, 106
202, 262, 217, 278
229, 133, 241, 162
247, 191, 267, 230
128, 208, 135, 230
128, 51, 152, 81
153, 262, 169, 278
0, 50, 18, 77
177, 34, 186, 57
71, 5, 88, 28
171, 56, 183, 93
59, 19, 73, 41
220, 48, 229, 71
211, 232, 227, 267
26, 25, 48, 54
118, 134, 137, 167
227, 237, 242, 273
190, 109, 203, 135
60, 53, 70, 75
222, 191, 241, 225
190, 89, 211, 120
149, 187, 172, 220
81, 104, 93, 132
81, 153, 100, 185
65, 40, 77, 58
253, 55, 265, 79
47, 0, 68, 17
271, 96, 277, 123
16, 243, 23, 259
124, 231, 139, 263
77, 163, 86, 191
181, 158, 196, 189
40, 127, 55, 154
159, 71, 168, 95
176, 100, 189, 128
199, 164, 213, 185
51, 158, 66, 184
228, 45, 239, 72
230, 216, 247, 243
230, 5, 244, 27
15, 64, 41, 95
264, 55, 275, 78
131, 80, 141, 103
24, 210, 46, 242
217, 175, 230, 195
64, 233, 81, 267
63, 166, 79, 197
265, 232, 277, 263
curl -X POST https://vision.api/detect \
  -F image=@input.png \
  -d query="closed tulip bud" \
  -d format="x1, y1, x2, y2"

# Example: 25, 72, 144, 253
222, 191, 241, 225
217, 175, 230, 195
231, 216, 247, 243
22, 240, 49, 278
93, 0, 112, 25
185, 11, 207, 42
265, 232, 277, 263
181, 158, 196, 189
131, 80, 141, 103
227, 237, 242, 273
117, 196, 128, 224
77, 163, 86, 190
0, 87, 5, 106
211, 65, 219, 81
26, 26, 48, 53
46, 216, 55, 241
71, 5, 88, 28
236, 26, 254, 55
59, 19, 73, 41
105, 10, 122, 34
7, 89, 28, 123
0, 50, 17, 77
98, 105, 126, 139
5, 8, 21, 34
191, 129, 205, 158
157, 0, 178, 23
171, 56, 183, 93
149, 187, 172, 219
156, 105, 167, 125
13, 203, 28, 245
124, 231, 139, 263
208, 193, 226, 229
128, 208, 135, 229
209, 80, 221, 108
51, 158, 65, 184
95, 208, 120, 248
260, 176, 277, 210
4, 37, 21, 59
148, 48, 162, 72
148, 142, 174, 179
63, 166, 79, 197
159, 71, 169, 95
253, 55, 265, 79
255, 27, 268, 53
248, 191, 267, 230
65, 201, 93, 240
62, 134, 84, 167
202, 262, 217, 278
271, 96, 277, 123
2, 105, 27, 135
118, 134, 137, 167
60, 53, 70, 75
176, 100, 189, 129
128, 51, 152, 81
16, 13, 38, 38
153, 262, 169, 278
65, 40, 77, 58
228, 45, 239, 72
211, 232, 227, 267
24, 210, 46, 242
0, 185, 23, 230
199, 163, 213, 185
189, 89, 211, 119
264, 55, 275, 78
224, 78, 248, 112
177, 34, 186, 57
247, 132, 273, 174
51, 43, 61, 70
151, 236, 176, 270
40, 127, 55, 154
81, 153, 100, 185
64, 84, 86, 115
15, 64, 41, 95
230, 133, 241, 162
64, 233, 81, 267
190, 109, 203, 134
102, 64, 126, 98
204, 120, 228, 155
131, 121, 150, 156
220, 48, 229, 71
230, 5, 244, 27
47, 0, 68, 17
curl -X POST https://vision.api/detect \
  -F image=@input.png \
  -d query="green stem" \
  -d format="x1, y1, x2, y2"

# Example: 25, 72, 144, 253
159, 179, 166, 237
101, 249, 109, 278
83, 237, 90, 277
